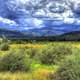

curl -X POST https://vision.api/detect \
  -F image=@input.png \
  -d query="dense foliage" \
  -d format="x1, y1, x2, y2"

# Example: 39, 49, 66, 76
35, 43, 73, 64
49, 49, 80, 80
0, 39, 79, 80
0, 37, 10, 51
0, 49, 31, 72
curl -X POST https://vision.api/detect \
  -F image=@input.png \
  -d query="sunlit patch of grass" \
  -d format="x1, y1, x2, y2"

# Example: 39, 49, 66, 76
0, 71, 47, 80
10, 42, 70, 49
0, 51, 9, 57
31, 63, 58, 71
9, 41, 80, 50
0, 68, 55, 80
31, 64, 58, 80
73, 44, 80, 48
32, 69, 50, 80
0, 72, 33, 80
0, 62, 57, 80
10, 43, 45, 49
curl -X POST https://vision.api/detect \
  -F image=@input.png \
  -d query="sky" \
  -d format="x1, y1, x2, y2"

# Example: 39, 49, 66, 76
0, 0, 80, 35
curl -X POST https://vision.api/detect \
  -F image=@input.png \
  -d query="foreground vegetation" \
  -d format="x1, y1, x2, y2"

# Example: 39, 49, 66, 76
0, 38, 80, 80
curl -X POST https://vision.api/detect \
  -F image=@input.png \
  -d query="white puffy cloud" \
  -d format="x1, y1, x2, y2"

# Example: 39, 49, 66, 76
63, 18, 75, 24
0, 17, 17, 26
33, 18, 44, 28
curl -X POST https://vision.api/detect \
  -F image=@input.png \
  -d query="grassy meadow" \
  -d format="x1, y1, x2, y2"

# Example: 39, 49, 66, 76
0, 39, 80, 80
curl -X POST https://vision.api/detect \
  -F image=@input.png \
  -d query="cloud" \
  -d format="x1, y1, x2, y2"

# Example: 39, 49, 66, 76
0, 17, 18, 26
0, 0, 80, 36
63, 18, 75, 24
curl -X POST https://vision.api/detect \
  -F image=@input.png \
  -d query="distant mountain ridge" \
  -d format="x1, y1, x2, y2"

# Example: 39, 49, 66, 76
0, 28, 80, 41
0, 29, 28, 39
57, 31, 80, 41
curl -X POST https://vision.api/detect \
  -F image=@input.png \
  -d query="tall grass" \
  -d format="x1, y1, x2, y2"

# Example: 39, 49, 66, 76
0, 39, 79, 80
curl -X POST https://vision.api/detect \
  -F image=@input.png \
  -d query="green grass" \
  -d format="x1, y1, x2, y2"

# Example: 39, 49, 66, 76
0, 41, 80, 80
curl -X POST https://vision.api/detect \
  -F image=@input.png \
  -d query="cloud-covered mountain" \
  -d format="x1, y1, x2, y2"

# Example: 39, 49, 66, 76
0, 0, 80, 37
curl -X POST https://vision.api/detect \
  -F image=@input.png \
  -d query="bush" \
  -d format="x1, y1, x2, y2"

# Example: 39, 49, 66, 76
36, 44, 73, 65
0, 43, 9, 51
0, 38, 10, 51
49, 49, 80, 80
26, 48, 38, 58
0, 49, 31, 72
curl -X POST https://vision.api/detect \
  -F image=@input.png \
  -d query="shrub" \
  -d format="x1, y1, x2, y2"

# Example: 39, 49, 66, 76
0, 38, 10, 51
0, 43, 9, 51
36, 44, 73, 65
0, 49, 31, 72
49, 49, 80, 80
26, 48, 38, 58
